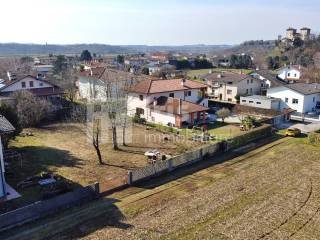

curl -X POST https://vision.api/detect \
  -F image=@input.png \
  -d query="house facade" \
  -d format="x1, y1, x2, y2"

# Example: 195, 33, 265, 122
128, 78, 209, 127
0, 116, 15, 200
277, 66, 301, 81
77, 67, 137, 102
0, 75, 64, 99
206, 72, 261, 102
267, 83, 320, 113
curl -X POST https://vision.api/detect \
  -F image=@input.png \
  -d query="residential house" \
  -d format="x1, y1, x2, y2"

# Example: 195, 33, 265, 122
128, 78, 209, 127
149, 52, 170, 63
205, 72, 261, 102
0, 75, 64, 100
277, 65, 302, 81
32, 64, 54, 79
0, 116, 15, 200
78, 67, 136, 102
251, 70, 286, 95
267, 83, 320, 114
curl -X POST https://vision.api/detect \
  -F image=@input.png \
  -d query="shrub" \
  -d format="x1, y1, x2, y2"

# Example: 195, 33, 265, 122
132, 114, 146, 124
217, 108, 231, 122
308, 133, 320, 145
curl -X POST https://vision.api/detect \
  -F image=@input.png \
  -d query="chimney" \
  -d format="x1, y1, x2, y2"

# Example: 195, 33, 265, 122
217, 74, 222, 78
181, 78, 186, 86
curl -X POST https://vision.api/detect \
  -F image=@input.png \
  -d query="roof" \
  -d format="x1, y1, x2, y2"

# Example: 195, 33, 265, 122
0, 75, 60, 91
301, 27, 311, 30
204, 72, 251, 85
0, 115, 15, 134
241, 95, 281, 101
130, 78, 207, 94
286, 83, 320, 95
287, 27, 297, 31
79, 67, 106, 78
254, 70, 286, 88
149, 96, 209, 115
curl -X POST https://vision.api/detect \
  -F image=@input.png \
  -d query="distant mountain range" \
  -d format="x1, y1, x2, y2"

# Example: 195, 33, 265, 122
0, 43, 232, 56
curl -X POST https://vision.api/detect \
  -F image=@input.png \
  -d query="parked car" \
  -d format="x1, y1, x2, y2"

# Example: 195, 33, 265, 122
285, 128, 301, 137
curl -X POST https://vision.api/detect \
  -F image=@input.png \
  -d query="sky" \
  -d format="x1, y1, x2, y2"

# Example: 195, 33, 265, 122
1, 0, 319, 45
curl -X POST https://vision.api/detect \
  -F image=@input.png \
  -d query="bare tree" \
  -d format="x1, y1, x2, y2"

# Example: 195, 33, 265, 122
70, 104, 104, 165
99, 69, 135, 150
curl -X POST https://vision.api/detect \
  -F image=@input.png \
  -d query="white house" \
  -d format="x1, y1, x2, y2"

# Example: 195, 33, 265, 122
0, 116, 15, 200
267, 83, 320, 114
251, 70, 286, 95
277, 66, 301, 81
0, 75, 64, 99
128, 78, 209, 128
77, 67, 136, 102
205, 72, 261, 102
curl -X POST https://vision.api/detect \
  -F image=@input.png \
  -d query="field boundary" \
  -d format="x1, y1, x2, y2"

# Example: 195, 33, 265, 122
0, 183, 99, 232
128, 124, 272, 184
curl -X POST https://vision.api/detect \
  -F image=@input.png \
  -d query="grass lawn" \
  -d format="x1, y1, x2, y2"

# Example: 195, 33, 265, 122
147, 121, 241, 141
2, 122, 203, 212
7, 136, 320, 240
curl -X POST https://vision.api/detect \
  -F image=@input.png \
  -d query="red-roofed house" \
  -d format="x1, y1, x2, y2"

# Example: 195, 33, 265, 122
0, 75, 64, 99
128, 78, 209, 128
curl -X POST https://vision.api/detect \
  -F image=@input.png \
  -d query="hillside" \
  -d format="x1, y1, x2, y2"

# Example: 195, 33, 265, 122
0, 43, 232, 56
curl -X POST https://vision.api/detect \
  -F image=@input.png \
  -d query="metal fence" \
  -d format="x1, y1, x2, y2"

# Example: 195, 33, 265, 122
128, 124, 272, 184
129, 143, 220, 184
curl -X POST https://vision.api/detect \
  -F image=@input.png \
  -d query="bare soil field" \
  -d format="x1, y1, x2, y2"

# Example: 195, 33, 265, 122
4, 136, 320, 240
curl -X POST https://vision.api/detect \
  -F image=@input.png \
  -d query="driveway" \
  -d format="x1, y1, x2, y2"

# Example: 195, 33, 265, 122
290, 122, 320, 133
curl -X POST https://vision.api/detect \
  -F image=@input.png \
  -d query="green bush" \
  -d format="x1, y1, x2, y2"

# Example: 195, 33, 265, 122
228, 124, 272, 149
132, 114, 146, 124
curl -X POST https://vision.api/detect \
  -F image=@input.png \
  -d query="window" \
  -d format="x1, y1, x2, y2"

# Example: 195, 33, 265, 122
227, 81, 233, 85
242, 100, 247, 102
251, 79, 253, 84
227, 89, 232, 95
288, 73, 291, 77
249, 101, 254, 103
169, 93, 174, 98
29, 81, 34, 87
313, 97, 316, 102
292, 98, 299, 104
136, 108, 144, 116
250, 88, 253, 94
94, 104, 101, 112
294, 73, 297, 77
21, 82, 26, 88
227, 98, 232, 102
247, 79, 249, 84
184, 91, 191, 97
246, 89, 249, 94
39, 82, 43, 87
256, 102, 262, 105
139, 95, 144, 101
285, 98, 289, 103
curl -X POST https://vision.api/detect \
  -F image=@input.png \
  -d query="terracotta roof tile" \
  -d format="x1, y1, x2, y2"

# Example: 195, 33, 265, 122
149, 96, 208, 115
130, 78, 207, 94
